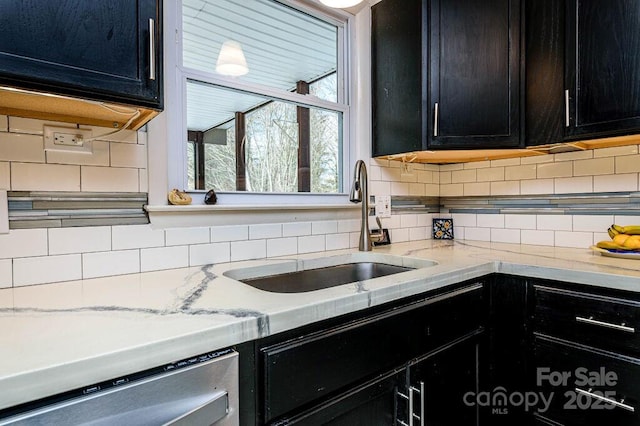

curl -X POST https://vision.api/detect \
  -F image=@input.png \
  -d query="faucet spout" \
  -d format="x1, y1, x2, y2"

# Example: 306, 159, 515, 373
349, 160, 382, 251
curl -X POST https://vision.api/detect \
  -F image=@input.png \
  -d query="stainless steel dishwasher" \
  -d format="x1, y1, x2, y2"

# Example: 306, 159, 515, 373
0, 348, 239, 426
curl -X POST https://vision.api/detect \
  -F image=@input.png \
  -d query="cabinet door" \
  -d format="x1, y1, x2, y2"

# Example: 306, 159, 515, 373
276, 370, 405, 426
371, 0, 426, 157
428, 0, 522, 149
0, 0, 162, 109
565, 0, 640, 138
407, 337, 481, 426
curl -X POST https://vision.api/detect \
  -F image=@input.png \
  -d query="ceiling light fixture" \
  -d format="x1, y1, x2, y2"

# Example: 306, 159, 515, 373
216, 40, 248, 77
318, 0, 364, 8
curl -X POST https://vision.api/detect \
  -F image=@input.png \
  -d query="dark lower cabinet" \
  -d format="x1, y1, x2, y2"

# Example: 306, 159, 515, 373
406, 335, 481, 426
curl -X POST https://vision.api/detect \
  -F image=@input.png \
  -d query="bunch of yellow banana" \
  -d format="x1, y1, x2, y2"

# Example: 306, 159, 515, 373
597, 224, 640, 250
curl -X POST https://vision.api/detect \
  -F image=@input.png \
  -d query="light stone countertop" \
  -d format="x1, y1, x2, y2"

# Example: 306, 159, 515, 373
1, 239, 639, 411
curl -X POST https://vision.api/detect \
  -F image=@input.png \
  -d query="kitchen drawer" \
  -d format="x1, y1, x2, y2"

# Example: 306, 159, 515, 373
533, 285, 640, 356
533, 335, 640, 426
260, 283, 485, 423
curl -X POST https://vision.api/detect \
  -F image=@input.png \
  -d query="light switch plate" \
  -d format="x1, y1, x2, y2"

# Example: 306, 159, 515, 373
374, 195, 391, 218
0, 190, 8, 234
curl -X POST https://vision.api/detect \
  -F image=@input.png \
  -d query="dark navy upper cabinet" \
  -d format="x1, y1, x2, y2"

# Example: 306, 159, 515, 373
565, 0, 640, 140
372, 0, 522, 156
0, 0, 163, 110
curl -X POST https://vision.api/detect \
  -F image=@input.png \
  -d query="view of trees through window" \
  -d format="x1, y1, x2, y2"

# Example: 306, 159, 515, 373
187, 75, 341, 193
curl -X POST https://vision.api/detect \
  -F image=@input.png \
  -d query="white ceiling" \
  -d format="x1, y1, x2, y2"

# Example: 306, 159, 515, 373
183, 0, 339, 132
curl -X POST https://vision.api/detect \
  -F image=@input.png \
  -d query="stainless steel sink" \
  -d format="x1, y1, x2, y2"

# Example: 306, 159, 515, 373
224, 254, 438, 293
239, 262, 413, 293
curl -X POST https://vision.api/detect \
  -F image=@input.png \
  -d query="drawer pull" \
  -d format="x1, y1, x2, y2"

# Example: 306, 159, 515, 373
575, 388, 635, 413
575, 316, 635, 333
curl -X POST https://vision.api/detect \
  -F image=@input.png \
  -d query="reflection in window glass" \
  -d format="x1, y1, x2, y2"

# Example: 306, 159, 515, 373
310, 73, 338, 103
186, 80, 341, 193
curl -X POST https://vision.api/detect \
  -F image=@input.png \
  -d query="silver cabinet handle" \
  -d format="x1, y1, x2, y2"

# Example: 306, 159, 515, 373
433, 103, 439, 137
164, 391, 229, 425
575, 388, 635, 413
565, 89, 570, 127
575, 316, 635, 333
149, 18, 156, 81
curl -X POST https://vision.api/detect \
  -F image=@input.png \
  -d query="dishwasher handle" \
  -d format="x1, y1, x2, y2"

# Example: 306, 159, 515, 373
165, 391, 229, 426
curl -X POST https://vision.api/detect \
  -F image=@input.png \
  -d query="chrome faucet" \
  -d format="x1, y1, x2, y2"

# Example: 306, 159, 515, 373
349, 160, 383, 251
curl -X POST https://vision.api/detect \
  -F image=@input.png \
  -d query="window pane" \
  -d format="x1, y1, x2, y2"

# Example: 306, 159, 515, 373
186, 141, 195, 190
310, 73, 338, 103
182, 0, 338, 95
186, 80, 342, 193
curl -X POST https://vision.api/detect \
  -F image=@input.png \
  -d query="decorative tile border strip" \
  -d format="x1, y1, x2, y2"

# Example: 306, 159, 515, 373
8, 192, 148, 229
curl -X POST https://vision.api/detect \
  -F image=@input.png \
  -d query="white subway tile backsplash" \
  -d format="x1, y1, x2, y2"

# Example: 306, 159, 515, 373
615, 154, 640, 173
594, 145, 638, 158
451, 213, 477, 227
137, 131, 147, 145
231, 240, 267, 261
14, 254, 82, 286
113, 224, 165, 250
0, 162, 9, 189
409, 227, 428, 241
491, 158, 521, 167
312, 221, 338, 235
12, 162, 80, 191
409, 183, 426, 196
572, 215, 614, 232
250, 223, 282, 239
613, 215, 640, 226
139, 169, 148, 193
368, 165, 382, 181
416, 214, 432, 226
553, 150, 593, 161
8, 117, 70, 135
441, 163, 464, 171
46, 141, 110, 167
326, 233, 350, 250
554, 231, 593, 249
554, 176, 593, 194
521, 155, 554, 165
416, 170, 433, 183
464, 182, 490, 196
594, 173, 638, 192
390, 182, 410, 195
464, 160, 491, 169
81, 166, 138, 192
390, 228, 410, 243
505, 214, 536, 230
505, 165, 536, 180
491, 228, 520, 244
400, 214, 418, 228
83, 250, 141, 279
141, 246, 189, 272
0, 133, 45, 163
464, 227, 491, 241
0, 229, 48, 259
283, 222, 312, 237
48, 226, 111, 255
573, 158, 614, 176
477, 167, 504, 182
189, 242, 231, 266
520, 178, 554, 195
0, 116, 6, 132
440, 184, 463, 196
0, 259, 11, 288
537, 162, 573, 179
370, 180, 391, 196
93, 128, 138, 143
425, 183, 440, 196
491, 181, 520, 195
110, 142, 147, 169
266, 237, 298, 257
297, 235, 325, 254
439, 171, 452, 184
165, 227, 210, 246
477, 214, 504, 228
211, 225, 248, 242
537, 215, 572, 231
451, 169, 476, 183
521, 230, 554, 246
337, 219, 360, 233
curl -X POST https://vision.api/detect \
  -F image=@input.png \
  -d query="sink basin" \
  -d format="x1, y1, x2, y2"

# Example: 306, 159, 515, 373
224, 253, 437, 293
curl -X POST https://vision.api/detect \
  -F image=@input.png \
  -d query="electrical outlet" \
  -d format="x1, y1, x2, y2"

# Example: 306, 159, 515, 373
44, 126, 93, 154
374, 195, 391, 218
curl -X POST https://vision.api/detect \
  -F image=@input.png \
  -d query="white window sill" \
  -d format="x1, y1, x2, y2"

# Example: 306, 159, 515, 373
145, 203, 361, 228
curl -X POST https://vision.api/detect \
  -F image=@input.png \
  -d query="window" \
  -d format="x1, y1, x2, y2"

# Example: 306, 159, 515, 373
179, 0, 350, 195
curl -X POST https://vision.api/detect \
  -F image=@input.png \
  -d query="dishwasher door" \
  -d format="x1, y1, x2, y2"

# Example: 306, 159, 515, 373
0, 350, 239, 426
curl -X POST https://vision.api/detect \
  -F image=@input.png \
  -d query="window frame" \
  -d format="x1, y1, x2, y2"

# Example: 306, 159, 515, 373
171, 0, 355, 203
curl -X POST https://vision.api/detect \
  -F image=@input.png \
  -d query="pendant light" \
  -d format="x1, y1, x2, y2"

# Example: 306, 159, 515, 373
216, 40, 249, 77
318, 0, 364, 8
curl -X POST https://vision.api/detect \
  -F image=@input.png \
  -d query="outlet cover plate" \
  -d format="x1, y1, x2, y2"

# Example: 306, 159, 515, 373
375, 195, 391, 218
44, 126, 93, 154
